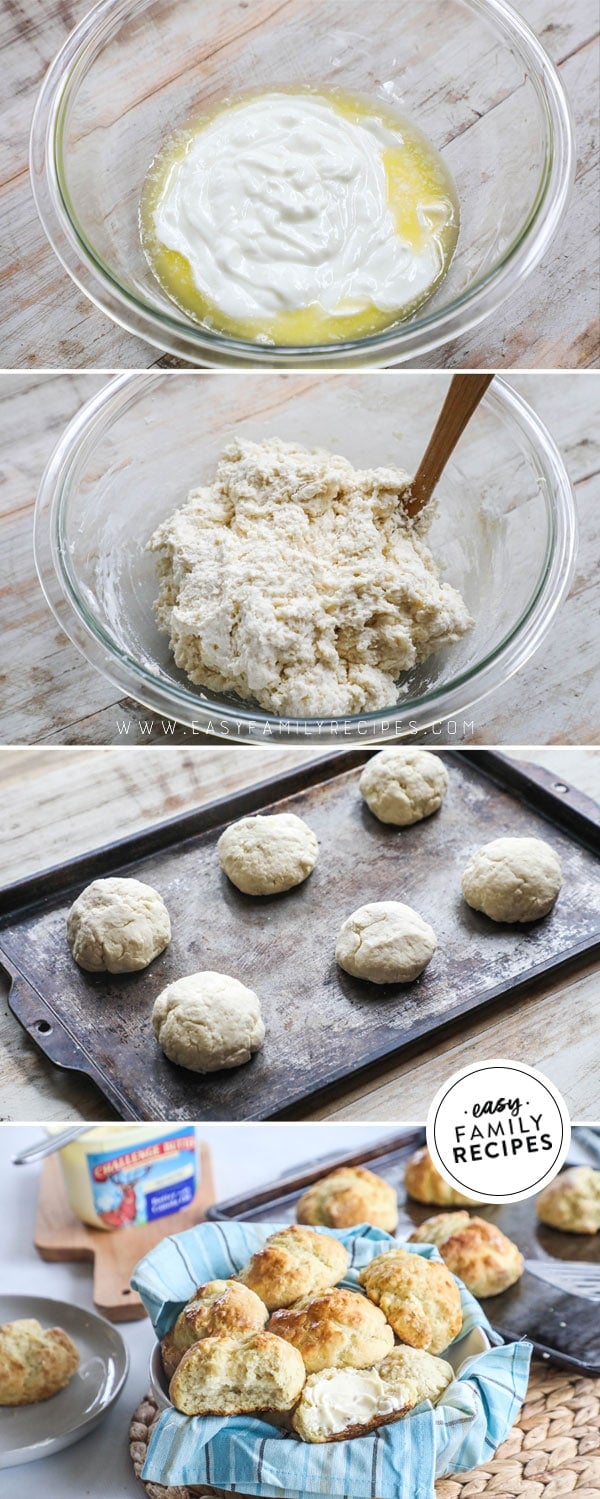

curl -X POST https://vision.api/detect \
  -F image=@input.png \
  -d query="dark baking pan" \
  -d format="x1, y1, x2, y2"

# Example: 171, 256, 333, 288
208, 1128, 600, 1374
0, 750, 599, 1122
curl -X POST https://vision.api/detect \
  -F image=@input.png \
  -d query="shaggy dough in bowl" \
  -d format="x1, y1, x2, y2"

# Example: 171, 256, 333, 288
335, 901, 437, 983
152, 971, 265, 1072
461, 836, 562, 923
359, 747, 449, 825
148, 437, 472, 719
218, 812, 318, 895
66, 876, 171, 973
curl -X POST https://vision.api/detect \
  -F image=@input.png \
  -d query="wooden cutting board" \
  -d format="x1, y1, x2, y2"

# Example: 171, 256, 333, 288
34, 1142, 215, 1322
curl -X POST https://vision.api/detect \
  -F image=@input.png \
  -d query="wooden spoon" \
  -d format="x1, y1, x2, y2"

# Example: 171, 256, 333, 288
404, 372, 494, 519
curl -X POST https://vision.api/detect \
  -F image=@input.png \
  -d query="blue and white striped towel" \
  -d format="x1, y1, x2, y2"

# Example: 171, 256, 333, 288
132, 1221, 531, 1498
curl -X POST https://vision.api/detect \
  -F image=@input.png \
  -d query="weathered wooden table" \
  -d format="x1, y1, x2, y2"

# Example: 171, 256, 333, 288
1, 743, 598, 1122
1, 371, 598, 745
1, 0, 598, 370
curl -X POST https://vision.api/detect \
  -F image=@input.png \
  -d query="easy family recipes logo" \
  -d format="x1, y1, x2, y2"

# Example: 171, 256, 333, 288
453, 1094, 553, 1165
427, 1060, 571, 1203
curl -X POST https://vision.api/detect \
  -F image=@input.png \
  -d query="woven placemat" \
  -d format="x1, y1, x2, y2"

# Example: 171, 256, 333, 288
129, 1361, 600, 1499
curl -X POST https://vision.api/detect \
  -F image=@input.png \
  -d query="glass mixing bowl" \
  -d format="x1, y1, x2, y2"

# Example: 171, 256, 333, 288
30, 0, 574, 368
34, 372, 576, 743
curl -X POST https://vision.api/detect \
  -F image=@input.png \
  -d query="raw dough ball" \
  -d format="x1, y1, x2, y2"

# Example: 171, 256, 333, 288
152, 971, 265, 1072
66, 877, 171, 973
217, 813, 319, 895
359, 747, 449, 826
461, 837, 562, 924
335, 901, 437, 984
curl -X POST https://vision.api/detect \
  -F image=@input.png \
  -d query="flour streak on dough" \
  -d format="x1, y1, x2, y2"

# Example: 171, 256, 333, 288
148, 438, 472, 719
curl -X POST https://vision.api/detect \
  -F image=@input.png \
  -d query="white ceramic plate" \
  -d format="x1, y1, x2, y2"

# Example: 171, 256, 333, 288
0, 1295, 129, 1469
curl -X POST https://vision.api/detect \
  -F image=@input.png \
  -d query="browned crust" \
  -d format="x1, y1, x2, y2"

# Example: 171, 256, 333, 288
293, 1401, 412, 1443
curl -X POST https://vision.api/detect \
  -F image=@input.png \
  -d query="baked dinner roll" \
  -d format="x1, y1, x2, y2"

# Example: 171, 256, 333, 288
296, 1166, 398, 1233
404, 1147, 479, 1207
238, 1225, 349, 1310
359, 1248, 462, 1354
160, 1279, 268, 1380
0, 1318, 80, 1406
536, 1167, 600, 1235
409, 1214, 524, 1297
292, 1345, 453, 1443
270, 1287, 394, 1372
169, 1330, 305, 1415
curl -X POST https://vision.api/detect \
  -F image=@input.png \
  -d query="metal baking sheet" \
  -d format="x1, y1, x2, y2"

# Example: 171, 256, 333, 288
208, 1128, 600, 1374
0, 751, 599, 1121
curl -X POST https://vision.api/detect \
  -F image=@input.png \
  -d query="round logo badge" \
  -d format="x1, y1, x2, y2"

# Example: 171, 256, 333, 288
426, 1059, 571, 1204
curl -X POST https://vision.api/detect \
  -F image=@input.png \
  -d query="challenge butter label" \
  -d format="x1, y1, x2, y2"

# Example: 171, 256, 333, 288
86, 1128, 197, 1228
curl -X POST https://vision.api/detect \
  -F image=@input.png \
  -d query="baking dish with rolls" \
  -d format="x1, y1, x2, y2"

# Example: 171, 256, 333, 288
132, 1220, 530, 1497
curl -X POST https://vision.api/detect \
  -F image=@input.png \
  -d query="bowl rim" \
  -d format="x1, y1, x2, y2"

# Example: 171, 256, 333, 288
33, 370, 578, 745
29, 0, 575, 367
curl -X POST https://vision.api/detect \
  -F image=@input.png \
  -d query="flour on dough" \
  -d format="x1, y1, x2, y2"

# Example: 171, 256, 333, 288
152, 970, 265, 1072
335, 900, 437, 984
461, 836, 562, 924
218, 813, 318, 895
148, 438, 472, 718
66, 876, 171, 973
359, 747, 448, 825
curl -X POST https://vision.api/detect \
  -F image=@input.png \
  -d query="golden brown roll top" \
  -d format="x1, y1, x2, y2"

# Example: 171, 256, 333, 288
237, 1225, 349, 1310
409, 1214, 524, 1297
297, 1165, 398, 1233
0, 1318, 80, 1406
270, 1287, 394, 1372
359, 1247, 462, 1354
160, 1278, 268, 1380
536, 1167, 600, 1235
404, 1147, 480, 1207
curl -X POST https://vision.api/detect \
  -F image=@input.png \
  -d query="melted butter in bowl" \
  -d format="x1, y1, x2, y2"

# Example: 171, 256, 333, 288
140, 88, 459, 346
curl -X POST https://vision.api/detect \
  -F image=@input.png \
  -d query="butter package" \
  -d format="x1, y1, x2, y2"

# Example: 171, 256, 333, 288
50, 1124, 198, 1231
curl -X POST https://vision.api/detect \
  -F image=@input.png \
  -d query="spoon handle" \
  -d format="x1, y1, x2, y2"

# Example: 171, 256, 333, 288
405, 372, 494, 519
12, 1125, 89, 1166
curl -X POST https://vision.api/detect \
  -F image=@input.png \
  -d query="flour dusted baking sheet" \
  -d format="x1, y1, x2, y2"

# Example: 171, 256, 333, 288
0, 751, 599, 1121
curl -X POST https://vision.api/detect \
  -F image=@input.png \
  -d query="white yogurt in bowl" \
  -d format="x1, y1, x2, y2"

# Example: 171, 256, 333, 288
141, 88, 459, 346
